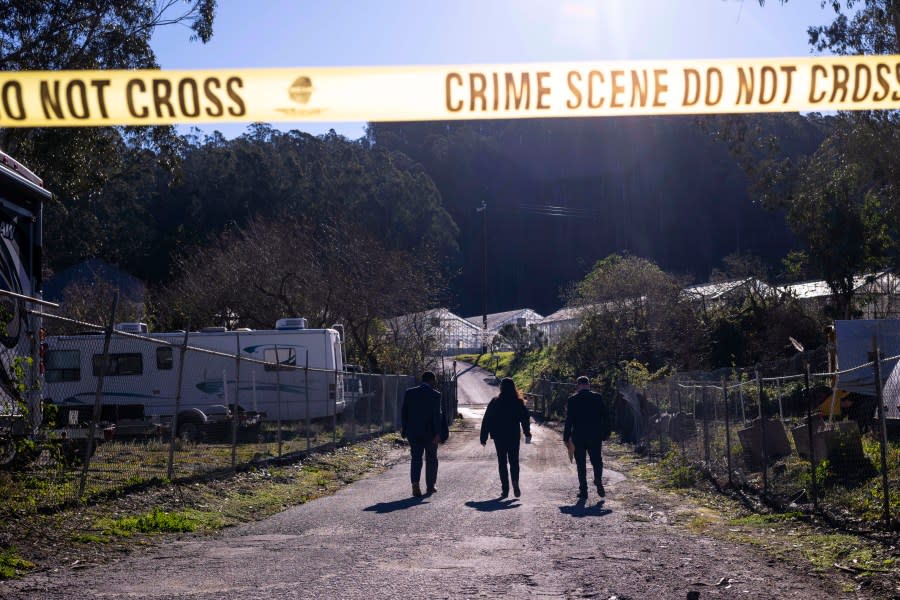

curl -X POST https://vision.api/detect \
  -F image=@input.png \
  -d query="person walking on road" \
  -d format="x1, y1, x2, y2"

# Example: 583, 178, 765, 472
563, 376, 611, 501
401, 371, 443, 497
480, 377, 532, 498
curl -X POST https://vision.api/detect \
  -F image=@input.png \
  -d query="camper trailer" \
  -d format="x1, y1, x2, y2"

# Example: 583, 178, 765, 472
0, 150, 49, 465
43, 318, 346, 440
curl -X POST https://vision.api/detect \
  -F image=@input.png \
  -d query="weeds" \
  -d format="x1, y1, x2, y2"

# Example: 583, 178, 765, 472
0, 547, 33, 579
101, 508, 198, 535
657, 451, 701, 488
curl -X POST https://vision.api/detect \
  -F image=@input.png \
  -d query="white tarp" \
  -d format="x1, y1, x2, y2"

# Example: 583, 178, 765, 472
881, 364, 900, 420
834, 320, 900, 404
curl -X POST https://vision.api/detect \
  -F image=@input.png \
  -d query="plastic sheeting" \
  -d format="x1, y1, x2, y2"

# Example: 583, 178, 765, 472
835, 320, 900, 420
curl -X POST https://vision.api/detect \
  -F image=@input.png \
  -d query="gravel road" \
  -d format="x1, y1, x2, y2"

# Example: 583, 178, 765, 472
1, 363, 870, 599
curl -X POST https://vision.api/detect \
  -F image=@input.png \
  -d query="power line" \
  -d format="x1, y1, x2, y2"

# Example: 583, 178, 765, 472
517, 203, 604, 218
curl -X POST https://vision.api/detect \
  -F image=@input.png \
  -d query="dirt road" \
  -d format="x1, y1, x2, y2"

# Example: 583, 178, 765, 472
1, 364, 868, 599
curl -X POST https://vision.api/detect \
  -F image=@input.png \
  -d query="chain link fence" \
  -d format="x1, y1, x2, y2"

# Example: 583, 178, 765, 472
526, 343, 898, 531
527, 378, 576, 419
637, 353, 899, 531
0, 304, 463, 517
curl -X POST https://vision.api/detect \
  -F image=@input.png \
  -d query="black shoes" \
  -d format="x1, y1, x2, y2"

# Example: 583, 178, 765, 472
500, 487, 509, 499
577, 489, 588, 500
426, 486, 437, 495
513, 483, 521, 497
596, 483, 605, 498
412, 483, 423, 498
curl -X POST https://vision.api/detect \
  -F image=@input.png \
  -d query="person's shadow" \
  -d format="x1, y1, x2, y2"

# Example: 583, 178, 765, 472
363, 496, 428, 514
465, 497, 521, 512
559, 498, 612, 518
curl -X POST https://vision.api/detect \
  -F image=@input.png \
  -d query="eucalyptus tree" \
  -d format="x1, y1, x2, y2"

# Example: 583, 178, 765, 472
0, 1, 216, 274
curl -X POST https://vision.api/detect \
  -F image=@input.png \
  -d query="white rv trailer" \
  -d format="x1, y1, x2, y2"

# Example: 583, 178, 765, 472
42, 318, 346, 438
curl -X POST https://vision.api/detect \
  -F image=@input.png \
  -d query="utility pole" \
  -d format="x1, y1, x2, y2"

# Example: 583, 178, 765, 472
477, 200, 487, 353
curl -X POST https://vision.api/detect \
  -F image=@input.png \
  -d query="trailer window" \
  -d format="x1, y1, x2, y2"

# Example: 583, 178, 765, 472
45, 350, 80, 382
263, 347, 296, 371
156, 347, 174, 370
92, 353, 143, 376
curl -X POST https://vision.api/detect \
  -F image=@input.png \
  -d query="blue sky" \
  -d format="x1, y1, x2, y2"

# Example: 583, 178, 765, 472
151, 0, 838, 140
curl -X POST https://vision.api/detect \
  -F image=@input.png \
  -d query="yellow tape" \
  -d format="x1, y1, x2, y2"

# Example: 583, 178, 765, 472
2, 55, 900, 127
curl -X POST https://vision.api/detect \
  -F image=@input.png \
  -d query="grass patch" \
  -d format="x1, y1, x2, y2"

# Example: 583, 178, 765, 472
686, 513, 717, 534
625, 449, 701, 489
727, 512, 804, 526
625, 512, 651, 522
722, 511, 895, 574
455, 347, 558, 396
0, 547, 34, 579
0, 433, 404, 581
657, 451, 701, 488
70, 533, 111, 544
455, 351, 515, 376
101, 508, 199, 535
798, 533, 888, 573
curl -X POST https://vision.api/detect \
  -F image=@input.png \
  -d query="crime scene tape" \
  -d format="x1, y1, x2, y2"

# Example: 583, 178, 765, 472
2, 54, 900, 127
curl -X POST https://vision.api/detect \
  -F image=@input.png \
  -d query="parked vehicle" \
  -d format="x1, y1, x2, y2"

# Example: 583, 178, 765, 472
43, 318, 347, 440
0, 150, 50, 467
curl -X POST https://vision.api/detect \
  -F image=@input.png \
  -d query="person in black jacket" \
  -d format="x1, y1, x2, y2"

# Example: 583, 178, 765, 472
480, 377, 531, 498
401, 371, 443, 497
563, 376, 610, 500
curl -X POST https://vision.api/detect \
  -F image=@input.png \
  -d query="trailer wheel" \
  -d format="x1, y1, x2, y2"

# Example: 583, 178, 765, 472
178, 421, 201, 442
0, 437, 17, 467
0, 437, 39, 470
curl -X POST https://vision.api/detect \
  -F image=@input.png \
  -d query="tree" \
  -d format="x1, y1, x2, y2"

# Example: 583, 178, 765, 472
57, 278, 147, 334
808, 1, 900, 55
492, 322, 544, 356
785, 145, 893, 318
706, 2, 900, 315
378, 311, 446, 376
369, 116, 799, 317
0, 1, 216, 275
559, 254, 707, 372
0, 1, 216, 185
156, 214, 442, 370
710, 252, 770, 282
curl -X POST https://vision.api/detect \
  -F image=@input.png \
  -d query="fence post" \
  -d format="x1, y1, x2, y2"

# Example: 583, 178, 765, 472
713, 384, 718, 421
678, 383, 686, 457
690, 386, 695, 418
275, 344, 282, 457
378, 375, 390, 434
777, 377, 784, 423
231, 332, 240, 470
722, 378, 732, 488
757, 368, 768, 495
804, 363, 818, 511
167, 328, 190, 481
304, 350, 310, 451
702, 386, 710, 467
872, 335, 893, 528
542, 378, 548, 419
656, 387, 664, 458
378, 373, 386, 432
363, 375, 371, 436
332, 368, 338, 445
349, 375, 357, 443
79, 293, 118, 498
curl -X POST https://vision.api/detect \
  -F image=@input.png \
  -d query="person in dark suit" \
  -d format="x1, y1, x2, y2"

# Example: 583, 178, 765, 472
480, 377, 532, 498
401, 371, 443, 497
563, 376, 610, 500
